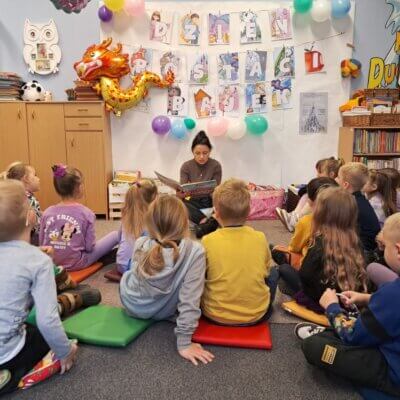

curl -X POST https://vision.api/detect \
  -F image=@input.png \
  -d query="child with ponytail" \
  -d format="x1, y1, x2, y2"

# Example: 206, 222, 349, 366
120, 195, 214, 366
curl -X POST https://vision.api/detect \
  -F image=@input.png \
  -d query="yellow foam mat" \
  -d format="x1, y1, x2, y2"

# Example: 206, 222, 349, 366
282, 300, 330, 327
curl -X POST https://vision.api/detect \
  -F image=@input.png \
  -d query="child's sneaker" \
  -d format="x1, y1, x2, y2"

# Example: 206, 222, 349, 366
0, 370, 11, 390
294, 322, 326, 340
275, 208, 294, 233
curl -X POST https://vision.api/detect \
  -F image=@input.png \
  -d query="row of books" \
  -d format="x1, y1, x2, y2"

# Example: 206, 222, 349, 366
353, 156, 400, 170
353, 129, 400, 154
0, 72, 24, 101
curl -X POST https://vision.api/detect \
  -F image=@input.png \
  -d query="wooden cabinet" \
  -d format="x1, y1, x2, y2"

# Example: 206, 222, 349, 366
0, 101, 112, 216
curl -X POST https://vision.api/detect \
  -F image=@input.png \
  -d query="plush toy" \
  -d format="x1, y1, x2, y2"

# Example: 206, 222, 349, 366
20, 80, 45, 101
339, 89, 366, 112
341, 59, 362, 78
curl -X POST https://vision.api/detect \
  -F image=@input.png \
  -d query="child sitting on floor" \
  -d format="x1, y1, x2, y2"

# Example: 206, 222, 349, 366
363, 169, 396, 228
39, 164, 119, 271
298, 212, 400, 397
120, 195, 214, 366
201, 179, 278, 325
380, 167, 400, 211
279, 187, 368, 311
1, 162, 41, 245
0, 180, 77, 395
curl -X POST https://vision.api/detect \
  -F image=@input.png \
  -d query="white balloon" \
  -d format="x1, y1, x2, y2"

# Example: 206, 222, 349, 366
311, 0, 331, 22
226, 119, 247, 141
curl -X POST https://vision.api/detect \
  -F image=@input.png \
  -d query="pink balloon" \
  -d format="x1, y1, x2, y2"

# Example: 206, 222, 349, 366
207, 117, 229, 137
124, 0, 145, 16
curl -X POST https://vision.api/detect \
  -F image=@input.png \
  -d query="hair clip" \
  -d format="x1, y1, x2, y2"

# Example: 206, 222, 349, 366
52, 164, 67, 178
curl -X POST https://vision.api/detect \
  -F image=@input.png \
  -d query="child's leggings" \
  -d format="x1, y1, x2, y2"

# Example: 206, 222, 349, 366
85, 231, 120, 266
302, 329, 400, 397
367, 262, 398, 287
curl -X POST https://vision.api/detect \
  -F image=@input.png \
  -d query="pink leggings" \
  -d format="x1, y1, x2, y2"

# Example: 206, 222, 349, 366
367, 262, 398, 287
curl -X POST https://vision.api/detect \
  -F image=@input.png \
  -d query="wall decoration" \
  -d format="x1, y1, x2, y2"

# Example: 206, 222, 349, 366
293, 0, 313, 14
304, 43, 325, 74
98, 5, 113, 22
160, 51, 180, 81
331, 0, 351, 19
208, 13, 230, 45
179, 13, 201, 45
271, 78, 292, 110
150, 10, 173, 44
207, 117, 229, 137
269, 8, 292, 41
136, 97, 152, 113
310, 0, 331, 22
170, 118, 188, 140
188, 53, 208, 84
217, 52, 239, 84
23, 19, 61, 75
239, 10, 261, 44
218, 85, 240, 117
299, 92, 328, 134
245, 114, 268, 135
125, 0, 145, 17
152, 115, 171, 135
273, 46, 295, 78
130, 47, 153, 78
50, 0, 91, 13
167, 84, 188, 116
245, 50, 267, 83
341, 58, 361, 78
226, 119, 246, 140
104, 0, 124, 12
245, 83, 267, 115
193, 86, 216, 118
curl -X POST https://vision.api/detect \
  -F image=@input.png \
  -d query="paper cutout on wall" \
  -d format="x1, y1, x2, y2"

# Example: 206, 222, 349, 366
188, 53, 209, 84
271, 78, 292, 110
208, 13, 230, 45
150, 10, 173, 44
137, 97, 152, 113
179, 13, 201, 45
240, 10, 261, 44
193, 86, 217, 118
269, 8, 292, 41
130, 47, 153, 78
299, 92, 328, 134
274, 46, 295, 78
245, 83, 267, 114
304, 43, 325, 74
217, 52, 239, 84
160, 51, 180, 81
167, 84, 188, 116
50, 0, 91, 13
245, 50, 267, 83
218, 85, 240, 117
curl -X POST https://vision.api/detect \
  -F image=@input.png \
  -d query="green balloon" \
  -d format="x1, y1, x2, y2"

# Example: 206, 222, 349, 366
294, 0, 313, 13
184, 118, 196, 130
245, 115, 268, 136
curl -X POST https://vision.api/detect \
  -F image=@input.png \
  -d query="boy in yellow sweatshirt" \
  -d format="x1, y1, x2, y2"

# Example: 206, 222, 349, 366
201, 179, 278, 325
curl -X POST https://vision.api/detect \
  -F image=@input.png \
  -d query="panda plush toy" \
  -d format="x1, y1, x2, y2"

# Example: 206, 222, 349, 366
20, 80, 45, 101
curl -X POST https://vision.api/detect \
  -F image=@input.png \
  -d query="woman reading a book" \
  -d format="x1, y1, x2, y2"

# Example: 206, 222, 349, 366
179, 131, 222, 238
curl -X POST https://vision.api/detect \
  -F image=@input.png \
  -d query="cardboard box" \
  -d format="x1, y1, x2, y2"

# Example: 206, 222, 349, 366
113, 170, 141, 183
108, 181, 130, 204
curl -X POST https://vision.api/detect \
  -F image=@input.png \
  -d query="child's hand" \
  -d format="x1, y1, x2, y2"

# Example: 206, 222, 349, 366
319, 288, 338, 310
178, 343, 214, 366
40, 246, 54, 258
60, 342, 78, 374
341, 291, 371, 306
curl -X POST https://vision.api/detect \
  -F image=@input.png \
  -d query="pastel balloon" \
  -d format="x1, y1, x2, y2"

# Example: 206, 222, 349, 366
98, 6, 113, 22
171, 119, 187, 140
184, 118, 196, 130
245, 115, 268, 136
331, 0, 351, 18
152, 116, 171, 135
124, 0, 145, 16
294, 0, 313, 13
207, 117, 229, 137
226, 119, 246, 141
310, 0, 331, 22
104, 0, 124, 12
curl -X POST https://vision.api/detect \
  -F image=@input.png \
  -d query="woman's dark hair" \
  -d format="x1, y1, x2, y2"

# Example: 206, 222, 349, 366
52, 164, 83, 198
191, 131, 212, 152
307, 177, 338, 202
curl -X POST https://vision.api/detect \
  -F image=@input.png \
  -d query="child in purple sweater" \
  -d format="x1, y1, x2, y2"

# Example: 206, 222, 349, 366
39, 165, 119, 271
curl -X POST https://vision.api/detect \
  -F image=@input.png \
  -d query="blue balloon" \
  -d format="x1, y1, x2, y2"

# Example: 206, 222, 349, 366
170, 119, 187, 140
331, 0, 351, 18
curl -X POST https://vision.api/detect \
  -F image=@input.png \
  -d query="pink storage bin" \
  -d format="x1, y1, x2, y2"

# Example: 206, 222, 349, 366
247, 184, 284, 221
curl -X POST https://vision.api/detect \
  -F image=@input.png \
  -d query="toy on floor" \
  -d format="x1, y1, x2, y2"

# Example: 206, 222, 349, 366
69, 262, 103, 283
192, 317, 272, 350
281, 301, 330, 327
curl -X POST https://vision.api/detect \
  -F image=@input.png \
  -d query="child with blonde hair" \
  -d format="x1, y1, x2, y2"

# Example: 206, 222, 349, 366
39, 164, 119, 271
120, 195, 214, 366
201, 179, 278, 325
0, 180, 77, 394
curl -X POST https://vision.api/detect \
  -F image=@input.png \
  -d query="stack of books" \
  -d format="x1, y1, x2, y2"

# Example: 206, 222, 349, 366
0, 72, 24, 101
353, 156, 400, 170
73, 80, 102, 101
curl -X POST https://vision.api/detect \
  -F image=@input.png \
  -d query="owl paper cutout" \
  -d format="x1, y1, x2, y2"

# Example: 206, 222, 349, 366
23, 19, 61, 75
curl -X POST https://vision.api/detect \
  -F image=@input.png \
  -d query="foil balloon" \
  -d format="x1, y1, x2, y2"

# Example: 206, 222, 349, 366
74, 38, 174, 116
50, 0, 91, 13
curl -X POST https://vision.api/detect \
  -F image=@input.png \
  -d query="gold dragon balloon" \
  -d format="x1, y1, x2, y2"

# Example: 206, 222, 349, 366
74, 38, 174, 116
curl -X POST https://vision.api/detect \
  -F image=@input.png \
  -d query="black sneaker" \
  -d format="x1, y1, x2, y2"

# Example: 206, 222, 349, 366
195, 217, 220, 239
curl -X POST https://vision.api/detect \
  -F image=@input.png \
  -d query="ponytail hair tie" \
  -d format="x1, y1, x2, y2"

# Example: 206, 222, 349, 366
52, 164, 67, 178
155, 239, 163, 246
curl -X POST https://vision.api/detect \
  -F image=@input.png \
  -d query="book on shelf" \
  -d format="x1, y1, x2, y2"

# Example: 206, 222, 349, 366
353, 156, 400, 170
154, 171, 217, 197
353, 129, 400, 154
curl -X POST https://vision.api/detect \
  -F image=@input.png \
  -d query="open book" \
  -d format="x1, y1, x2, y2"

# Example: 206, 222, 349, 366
155, 171, 217, 197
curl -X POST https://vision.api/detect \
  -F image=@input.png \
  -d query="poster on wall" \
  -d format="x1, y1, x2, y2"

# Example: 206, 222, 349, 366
269, 8, 292, 41
150, 10, 174, 44
245, 50, 267, 83
193, 86, 217, 118
208, 13, 230, 45
167, 84, 188, 116
245, 83, 267, 114
271, 78, 292, 110
179, 13, 201, 45
160, 51, 180, 81
304, 43, 326, 74
188, 53, 209, 84
217, 52, 239, 84
299, 92, 328, 134
218, 85, 240, 117
273, 46, 295, 78
239, 10, 261, 44
137, 97, 152, 113
130, 47, 153, 78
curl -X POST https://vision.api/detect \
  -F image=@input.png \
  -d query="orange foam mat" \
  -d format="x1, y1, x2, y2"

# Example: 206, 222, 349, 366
282, 301, 330, 327
69, 262, 103, 283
